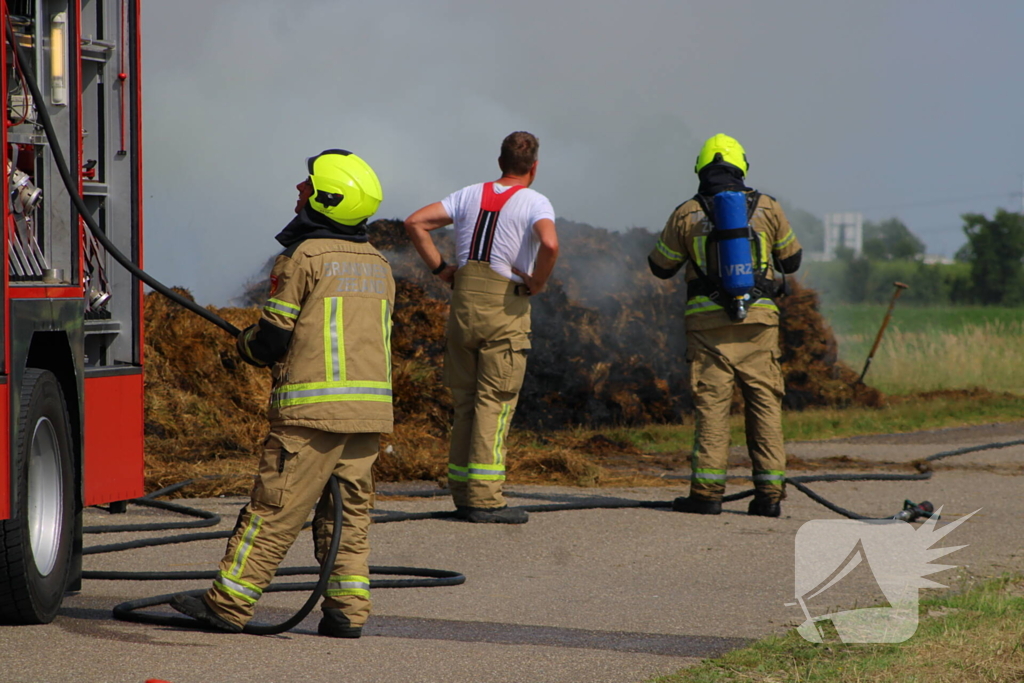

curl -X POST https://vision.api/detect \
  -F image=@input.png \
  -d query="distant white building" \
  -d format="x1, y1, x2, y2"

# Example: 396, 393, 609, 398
823, 213, 863, 260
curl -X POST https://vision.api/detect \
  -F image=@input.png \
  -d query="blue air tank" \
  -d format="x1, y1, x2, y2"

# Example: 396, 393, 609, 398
712, 191, 754, 296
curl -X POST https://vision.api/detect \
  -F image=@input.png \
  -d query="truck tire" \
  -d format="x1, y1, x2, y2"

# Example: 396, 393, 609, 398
0, 368, 75, 624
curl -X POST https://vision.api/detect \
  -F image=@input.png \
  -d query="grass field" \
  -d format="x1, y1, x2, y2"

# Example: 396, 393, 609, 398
648, 573, 1024, 683
818, 304, 1024, 395
592, 391, 1024, 458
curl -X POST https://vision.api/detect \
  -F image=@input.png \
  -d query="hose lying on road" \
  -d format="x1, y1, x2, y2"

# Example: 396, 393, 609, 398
94, 438, 1017, 633
727, 439, 1024, 520
90, 476, 465, 634
373, 438, 1023, 523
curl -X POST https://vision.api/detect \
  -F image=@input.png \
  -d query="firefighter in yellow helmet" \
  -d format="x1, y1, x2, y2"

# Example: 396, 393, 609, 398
648, 134, 802, 517
171, 150, 395, 637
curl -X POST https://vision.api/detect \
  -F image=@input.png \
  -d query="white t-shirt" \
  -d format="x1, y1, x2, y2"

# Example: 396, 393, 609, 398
441, 182, 555, 282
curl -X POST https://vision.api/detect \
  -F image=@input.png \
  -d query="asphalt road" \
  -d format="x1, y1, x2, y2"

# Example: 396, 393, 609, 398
1, 423, 1020, 683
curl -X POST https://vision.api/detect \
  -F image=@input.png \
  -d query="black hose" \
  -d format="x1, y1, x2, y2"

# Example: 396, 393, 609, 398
94, 476, 467, 632
83, 496, 221, 534
93, 564, 465, 589
707, 440, 1024, 519
380, 439, 1024, 523
4, 21, 241, 338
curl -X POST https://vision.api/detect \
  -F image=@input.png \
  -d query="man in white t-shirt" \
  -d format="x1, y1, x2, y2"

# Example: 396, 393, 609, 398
404, 131, 559, 524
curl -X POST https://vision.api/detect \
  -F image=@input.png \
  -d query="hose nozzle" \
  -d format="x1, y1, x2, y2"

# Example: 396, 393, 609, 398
891, 499, 936, 523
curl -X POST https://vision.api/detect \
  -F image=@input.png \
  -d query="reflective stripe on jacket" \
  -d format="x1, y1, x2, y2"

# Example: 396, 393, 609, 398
262, 238, 395, 434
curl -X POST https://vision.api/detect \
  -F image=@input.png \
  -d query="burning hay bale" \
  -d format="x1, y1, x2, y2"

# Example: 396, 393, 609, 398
142, 217, 881, 491
502, 219, 882, 426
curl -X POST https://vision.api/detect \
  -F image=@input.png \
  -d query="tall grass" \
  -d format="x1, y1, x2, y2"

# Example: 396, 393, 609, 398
838, 320, 1024, 394
822, 303, 1024, 338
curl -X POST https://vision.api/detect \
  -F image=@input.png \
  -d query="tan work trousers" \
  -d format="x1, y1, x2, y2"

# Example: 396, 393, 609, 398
204, 425, 378, 629
687, 323, 787, 503
444, 262, 531, 509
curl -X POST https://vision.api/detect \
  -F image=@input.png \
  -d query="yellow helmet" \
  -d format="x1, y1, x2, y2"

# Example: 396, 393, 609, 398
306, 149, 383, 225
694, 134, 749, 176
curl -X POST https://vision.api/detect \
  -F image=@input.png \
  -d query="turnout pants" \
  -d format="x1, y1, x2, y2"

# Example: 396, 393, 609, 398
686, 323, 787, 504
204, 425, 378, 629
444, 262, 531, 509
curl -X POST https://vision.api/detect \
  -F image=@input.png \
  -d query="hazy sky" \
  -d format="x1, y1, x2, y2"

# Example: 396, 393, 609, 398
142, 0, 1024, 304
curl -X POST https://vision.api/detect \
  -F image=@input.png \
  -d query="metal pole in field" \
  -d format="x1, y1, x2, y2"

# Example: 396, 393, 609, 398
857, 282, 910, 384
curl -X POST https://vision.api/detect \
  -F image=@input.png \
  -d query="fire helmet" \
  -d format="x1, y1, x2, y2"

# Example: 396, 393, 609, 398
694, 134, 749, 176
306, 149, 383, 225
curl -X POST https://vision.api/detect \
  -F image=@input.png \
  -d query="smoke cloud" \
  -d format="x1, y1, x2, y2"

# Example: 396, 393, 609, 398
142, 0, 1024, 303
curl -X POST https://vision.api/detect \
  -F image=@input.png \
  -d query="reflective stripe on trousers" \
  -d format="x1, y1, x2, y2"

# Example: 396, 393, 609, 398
448, 463, 506, 482
215, 514, 265, 605
326, 574, 370, 600
228, 514, 262, 576
691, 468, 728, 485
492, 403, 511, 465
215, 573, 263, 604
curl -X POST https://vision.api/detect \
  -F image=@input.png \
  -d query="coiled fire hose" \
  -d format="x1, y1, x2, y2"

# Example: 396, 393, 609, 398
84, 478, 465, 635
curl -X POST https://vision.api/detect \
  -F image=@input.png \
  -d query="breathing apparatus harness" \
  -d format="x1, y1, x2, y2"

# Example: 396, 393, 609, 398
686, 190, 784, 321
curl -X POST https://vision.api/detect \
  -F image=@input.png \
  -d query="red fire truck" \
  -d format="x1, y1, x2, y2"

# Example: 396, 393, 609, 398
0, 0, 144, 623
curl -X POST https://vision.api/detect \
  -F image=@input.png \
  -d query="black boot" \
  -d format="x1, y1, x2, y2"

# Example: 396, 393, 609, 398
748, 497, 781, 517
170, 594, 243, 633
455, 505, 529, 524
672, 496, 722, 515
318, 609, 363, 638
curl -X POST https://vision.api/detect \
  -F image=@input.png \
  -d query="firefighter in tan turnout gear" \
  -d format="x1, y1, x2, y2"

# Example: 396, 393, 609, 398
649, 134, 802, 517
171, 150, 394, 637
405, 132, 559, 524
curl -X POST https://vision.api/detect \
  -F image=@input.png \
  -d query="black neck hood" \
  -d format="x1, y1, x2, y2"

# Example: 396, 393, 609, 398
697, 163, 752, 197
275, 205, 369, 248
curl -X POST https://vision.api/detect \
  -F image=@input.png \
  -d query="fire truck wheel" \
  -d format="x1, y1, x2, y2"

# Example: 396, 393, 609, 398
0, 368, 75, 624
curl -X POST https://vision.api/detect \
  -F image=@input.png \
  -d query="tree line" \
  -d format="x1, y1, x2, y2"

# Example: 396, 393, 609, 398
802, 209, 1024, 306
